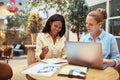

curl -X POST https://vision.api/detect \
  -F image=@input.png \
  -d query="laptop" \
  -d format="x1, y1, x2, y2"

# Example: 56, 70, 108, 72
65, 41, 109, 70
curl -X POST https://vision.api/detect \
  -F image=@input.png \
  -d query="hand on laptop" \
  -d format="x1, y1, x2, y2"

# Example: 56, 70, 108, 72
103, 59, 116, 67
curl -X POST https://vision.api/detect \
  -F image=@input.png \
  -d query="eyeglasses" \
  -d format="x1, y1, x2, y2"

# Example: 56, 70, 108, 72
37, 66, 55, 73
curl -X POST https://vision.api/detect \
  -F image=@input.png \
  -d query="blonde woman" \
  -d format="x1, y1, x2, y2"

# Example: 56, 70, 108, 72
80, 8, 120, 67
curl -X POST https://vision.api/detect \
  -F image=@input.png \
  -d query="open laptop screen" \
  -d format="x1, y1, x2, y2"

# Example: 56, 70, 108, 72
65, 41, 105, 69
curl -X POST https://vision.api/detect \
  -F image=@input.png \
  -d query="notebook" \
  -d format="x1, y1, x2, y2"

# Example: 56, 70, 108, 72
65, 41, 108, 69
58, 65, 87, 78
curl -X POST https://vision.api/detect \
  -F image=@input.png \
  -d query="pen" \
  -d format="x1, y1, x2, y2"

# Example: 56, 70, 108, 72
73, 69, 86, 75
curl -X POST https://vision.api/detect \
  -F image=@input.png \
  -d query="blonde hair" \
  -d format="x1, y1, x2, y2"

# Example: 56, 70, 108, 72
88, 8, 107, 23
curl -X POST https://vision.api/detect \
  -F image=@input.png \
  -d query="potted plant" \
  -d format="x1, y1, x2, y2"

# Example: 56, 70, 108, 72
27, 13, 42, 45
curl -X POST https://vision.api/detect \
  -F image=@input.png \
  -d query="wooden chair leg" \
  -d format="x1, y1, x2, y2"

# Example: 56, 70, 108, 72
9, 50, 13, 59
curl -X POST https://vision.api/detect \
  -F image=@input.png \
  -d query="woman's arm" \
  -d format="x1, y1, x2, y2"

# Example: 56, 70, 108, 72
40, 46, 49, 60
35, 33, 43, 61
106, 37, 120, 67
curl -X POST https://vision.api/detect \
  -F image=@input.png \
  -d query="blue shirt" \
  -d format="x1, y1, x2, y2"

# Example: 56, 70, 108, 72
80, 29, 120, 67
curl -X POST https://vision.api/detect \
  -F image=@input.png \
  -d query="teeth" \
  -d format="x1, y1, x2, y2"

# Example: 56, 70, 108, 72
55, 31, 58, 33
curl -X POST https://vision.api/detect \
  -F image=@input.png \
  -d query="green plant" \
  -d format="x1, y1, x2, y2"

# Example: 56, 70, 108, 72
19, 31, 29, 41
67, 0, 88, 41
6, 16, 21, 29
27, 13, 42, 33
6, 10, 29, 30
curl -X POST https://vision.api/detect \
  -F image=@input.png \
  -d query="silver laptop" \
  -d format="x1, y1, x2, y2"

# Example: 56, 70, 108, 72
65, 41, 108, 69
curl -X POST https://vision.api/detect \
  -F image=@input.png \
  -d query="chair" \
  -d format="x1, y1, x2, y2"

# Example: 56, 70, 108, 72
26, 46, 36, 80
13, 44, 25, 56
0, 50, 2, 59
2, 47, 12, 63
115, 64, 120, 78
0, 61, 13, 80
0, 48, 4, 59
4, 47, 12, 58
27, 47, 36, 65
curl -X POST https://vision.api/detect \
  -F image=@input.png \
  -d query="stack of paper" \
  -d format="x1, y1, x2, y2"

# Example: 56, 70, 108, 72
41, 58, 67, 64
58, 65, 87, 78
22, 63, 62, 77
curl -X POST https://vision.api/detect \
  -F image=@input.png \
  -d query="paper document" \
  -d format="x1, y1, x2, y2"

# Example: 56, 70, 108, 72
41, 58, 67, 64
22, 63, 62, 77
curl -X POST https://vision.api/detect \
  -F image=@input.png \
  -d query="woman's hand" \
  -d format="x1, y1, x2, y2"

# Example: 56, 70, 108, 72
103, 59, 116, 67
40, 46, 49, 59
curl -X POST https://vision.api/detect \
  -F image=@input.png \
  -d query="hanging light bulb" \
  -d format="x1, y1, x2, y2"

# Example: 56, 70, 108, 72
6, 0, 18, 13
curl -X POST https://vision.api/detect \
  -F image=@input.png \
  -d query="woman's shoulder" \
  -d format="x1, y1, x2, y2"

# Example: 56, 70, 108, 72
80, 33, 90, 40
102, 31, 117, 42
38, 32, 45, 36
104, 31, 115, 38
38, 33, 48, 37
37, 33, 46, 39
61, 36, 66, 40
57, 35, 65, 41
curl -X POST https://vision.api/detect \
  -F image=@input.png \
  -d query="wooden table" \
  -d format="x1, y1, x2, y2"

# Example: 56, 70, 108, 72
27, 62, 119, 80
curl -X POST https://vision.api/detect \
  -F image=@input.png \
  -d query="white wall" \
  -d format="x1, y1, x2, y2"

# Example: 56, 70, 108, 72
68, 30, 77, 41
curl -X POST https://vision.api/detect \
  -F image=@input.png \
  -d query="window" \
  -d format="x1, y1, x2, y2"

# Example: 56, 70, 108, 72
110, 0, 120, 17
109, 18, 120, 36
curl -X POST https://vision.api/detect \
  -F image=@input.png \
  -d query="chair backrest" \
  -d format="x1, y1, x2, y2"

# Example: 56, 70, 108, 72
27, 48, 36, 65
4, 47, 12, 56
0, 50, 2, 58
0, 61, 13, 80
115, 64, 120, 77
